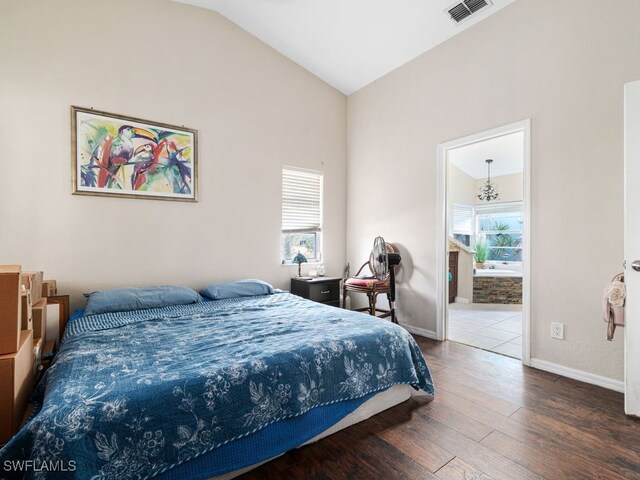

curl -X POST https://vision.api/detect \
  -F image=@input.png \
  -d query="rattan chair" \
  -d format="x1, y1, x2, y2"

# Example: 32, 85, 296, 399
342, 245, 398, 322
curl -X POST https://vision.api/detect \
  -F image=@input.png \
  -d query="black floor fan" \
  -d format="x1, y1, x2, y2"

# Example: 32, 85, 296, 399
369, 236, 402, 323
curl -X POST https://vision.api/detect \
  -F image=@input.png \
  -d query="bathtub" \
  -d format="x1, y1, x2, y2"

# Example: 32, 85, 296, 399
473, 263, 522, 303
475, 263, 522, 277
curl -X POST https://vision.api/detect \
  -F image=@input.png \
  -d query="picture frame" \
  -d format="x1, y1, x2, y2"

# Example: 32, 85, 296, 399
71, 106, 198, 202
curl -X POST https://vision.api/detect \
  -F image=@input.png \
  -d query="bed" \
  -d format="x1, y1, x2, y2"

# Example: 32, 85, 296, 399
0, 291, 434, 480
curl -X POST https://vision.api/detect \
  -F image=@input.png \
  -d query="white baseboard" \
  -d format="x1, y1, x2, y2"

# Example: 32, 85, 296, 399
529, 358, 624, 393
454, 297, 470, 304
399, 323, 438, 340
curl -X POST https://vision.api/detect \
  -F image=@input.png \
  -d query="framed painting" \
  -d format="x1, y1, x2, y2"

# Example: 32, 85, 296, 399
71, 106, 197, 202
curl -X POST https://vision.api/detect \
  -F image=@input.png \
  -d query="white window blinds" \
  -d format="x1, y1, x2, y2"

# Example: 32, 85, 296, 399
282, 167, 323, 233
452, 204, 473, 234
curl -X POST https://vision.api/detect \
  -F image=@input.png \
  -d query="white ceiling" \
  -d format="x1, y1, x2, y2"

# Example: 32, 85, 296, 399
175, 0, 518, 95
448, 131, 523, 179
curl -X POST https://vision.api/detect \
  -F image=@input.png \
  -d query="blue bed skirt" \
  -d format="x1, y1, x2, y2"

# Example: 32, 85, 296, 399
158, 391, 374, 479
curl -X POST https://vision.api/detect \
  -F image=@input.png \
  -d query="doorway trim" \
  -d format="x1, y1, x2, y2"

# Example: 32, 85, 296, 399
436, 119, 532, 366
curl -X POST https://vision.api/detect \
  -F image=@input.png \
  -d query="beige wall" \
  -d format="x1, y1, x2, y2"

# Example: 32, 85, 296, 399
0, 0, 347, 308
447, 164, 476, 301
452, 247, 474, 304
447, 164, 476, 233
347, 0, 640, 381
449, 167, 523, 210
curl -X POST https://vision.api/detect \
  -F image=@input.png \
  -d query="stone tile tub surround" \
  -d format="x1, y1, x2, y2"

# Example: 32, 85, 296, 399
473, 263, 523, 304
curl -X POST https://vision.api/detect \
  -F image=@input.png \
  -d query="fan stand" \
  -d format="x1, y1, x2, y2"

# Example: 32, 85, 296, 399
385, 251, 401, 324
388, 268, 397, 324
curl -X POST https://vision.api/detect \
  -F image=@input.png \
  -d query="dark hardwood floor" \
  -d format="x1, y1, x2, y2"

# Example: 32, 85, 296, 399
239, 337, 640, 480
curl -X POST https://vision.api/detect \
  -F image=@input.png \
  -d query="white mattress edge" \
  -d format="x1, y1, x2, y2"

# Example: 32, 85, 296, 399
303, 383, 413, 445
211, 384, 418, 480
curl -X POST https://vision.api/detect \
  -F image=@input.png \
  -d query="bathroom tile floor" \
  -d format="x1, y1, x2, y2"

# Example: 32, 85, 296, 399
448, 302, 522, 359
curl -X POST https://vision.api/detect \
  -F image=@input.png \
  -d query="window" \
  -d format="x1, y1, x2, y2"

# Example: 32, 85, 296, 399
281, 167, 323, 263
476, 203, 523, 262
452, 204, 473, 247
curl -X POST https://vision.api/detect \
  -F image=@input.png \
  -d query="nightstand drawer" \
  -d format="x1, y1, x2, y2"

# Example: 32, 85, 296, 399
308, 282, 340, 302
290, 277, 342, 307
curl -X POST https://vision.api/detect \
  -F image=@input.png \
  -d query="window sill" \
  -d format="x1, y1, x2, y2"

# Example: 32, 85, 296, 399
281, 262, 323, 267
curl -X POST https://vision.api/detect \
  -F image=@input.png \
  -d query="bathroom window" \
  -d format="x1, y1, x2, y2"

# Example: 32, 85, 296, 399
476, 203, 523, 262
452, 204, 474, 247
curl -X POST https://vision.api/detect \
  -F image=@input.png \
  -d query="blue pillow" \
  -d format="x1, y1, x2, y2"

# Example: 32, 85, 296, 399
84, 285, 200, 316
200, 279, 274, 300
69, 308, 86, 323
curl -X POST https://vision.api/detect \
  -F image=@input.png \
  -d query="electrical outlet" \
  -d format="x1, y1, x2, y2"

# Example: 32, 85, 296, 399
551, 322, 564, 340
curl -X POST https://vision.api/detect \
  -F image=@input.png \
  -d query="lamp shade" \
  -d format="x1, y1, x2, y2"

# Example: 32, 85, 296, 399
292, 251, 308, 278
292, 252, 308, 265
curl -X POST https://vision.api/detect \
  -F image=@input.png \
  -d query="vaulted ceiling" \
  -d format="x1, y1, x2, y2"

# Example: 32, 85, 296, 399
175, 0, 518, 95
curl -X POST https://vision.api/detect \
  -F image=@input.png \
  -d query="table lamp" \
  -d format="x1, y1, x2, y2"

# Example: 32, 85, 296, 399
292, 251, 308, 277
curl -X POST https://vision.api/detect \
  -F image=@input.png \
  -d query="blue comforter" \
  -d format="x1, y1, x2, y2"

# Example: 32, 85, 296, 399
0, 293, 434, 479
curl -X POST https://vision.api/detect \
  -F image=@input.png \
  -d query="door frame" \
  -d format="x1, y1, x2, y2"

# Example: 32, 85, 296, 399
435, 119, 532, 366
624, 81, 640, 416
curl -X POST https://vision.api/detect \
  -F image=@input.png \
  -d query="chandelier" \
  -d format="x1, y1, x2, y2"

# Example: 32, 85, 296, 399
477, 159, 499, 202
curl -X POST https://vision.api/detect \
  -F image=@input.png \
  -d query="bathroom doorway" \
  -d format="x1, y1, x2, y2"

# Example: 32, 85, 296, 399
436, 120, 531, 364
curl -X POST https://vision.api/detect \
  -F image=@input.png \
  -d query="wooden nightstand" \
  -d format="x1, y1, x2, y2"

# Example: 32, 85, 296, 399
291, 277, 342, 307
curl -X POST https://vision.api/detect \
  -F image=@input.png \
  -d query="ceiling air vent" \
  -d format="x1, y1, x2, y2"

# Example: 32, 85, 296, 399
446, 0, 492, 24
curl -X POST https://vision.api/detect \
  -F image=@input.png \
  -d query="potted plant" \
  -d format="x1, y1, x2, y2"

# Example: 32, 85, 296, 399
474, 239, 489, 269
